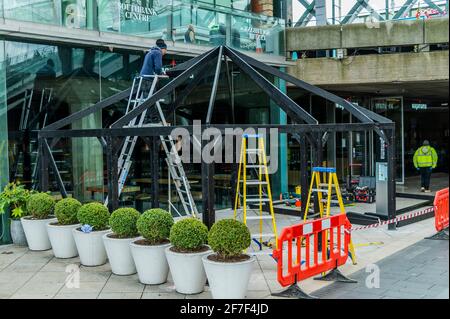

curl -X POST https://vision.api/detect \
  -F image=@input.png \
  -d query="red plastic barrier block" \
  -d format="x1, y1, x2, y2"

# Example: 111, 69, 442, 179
273, 214, 352, 287
434, 188, 449, 232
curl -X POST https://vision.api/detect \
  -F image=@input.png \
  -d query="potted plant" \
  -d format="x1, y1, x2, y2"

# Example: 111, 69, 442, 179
72, 202, 111, 266
47, 198, 82, 258
165, 217, 210, 294
103, 207, 140, 275
202, 219, 255, 299
21, 192, 56, 251
130, 208, 173, 285
0, 182, 34, 246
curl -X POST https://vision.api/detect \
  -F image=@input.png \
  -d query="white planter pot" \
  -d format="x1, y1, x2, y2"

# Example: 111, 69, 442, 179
10, 219, 27, 246
72, 228, 111, 266
202, 254, 256, 299
21, 217, 56, 251
165, 246, 211, 294
47, 223, 80, 258
130, 240, 171, 285
103, 234, 138, 275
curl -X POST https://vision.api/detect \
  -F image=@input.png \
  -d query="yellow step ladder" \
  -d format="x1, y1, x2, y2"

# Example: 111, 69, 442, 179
234, 134, 278, 255
303, 167, 357, 265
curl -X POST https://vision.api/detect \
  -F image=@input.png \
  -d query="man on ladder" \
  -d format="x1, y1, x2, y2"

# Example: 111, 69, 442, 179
139, 39, 168, 96
106, 38, 198, 217
141, 39, 167, 77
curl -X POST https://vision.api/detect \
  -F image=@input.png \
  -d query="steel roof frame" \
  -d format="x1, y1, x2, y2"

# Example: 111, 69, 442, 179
38, 45, 396, 229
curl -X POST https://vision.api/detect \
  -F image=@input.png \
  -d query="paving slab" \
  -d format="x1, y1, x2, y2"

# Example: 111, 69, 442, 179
0, 207, 447, 299
313, 239, 448, 299
98, 292, 143, 299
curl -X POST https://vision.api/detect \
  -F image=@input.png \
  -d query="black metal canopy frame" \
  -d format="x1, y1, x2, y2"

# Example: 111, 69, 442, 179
39, 45, 397, 230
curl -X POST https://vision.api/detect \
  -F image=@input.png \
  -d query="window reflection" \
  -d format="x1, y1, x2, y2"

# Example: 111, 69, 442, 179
2, 0, 285, 55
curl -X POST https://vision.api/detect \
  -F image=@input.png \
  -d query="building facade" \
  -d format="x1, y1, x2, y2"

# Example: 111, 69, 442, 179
0, 0, 290, 215
287, 1, 449, 185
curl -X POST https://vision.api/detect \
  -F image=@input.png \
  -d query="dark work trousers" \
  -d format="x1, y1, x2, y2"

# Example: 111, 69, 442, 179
420, 167, 432, 190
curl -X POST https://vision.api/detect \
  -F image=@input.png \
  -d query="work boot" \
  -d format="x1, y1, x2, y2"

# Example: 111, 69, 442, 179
420, 187, 425, 192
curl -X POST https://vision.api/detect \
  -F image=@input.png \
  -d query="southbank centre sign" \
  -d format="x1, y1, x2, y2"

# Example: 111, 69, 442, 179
120, 1, 158, 22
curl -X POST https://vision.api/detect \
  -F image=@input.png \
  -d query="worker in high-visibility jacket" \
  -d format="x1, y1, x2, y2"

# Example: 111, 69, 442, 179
413, 140, 438, 192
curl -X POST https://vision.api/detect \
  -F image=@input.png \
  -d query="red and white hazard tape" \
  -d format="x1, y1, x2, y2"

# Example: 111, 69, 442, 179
350, 206, 434, 232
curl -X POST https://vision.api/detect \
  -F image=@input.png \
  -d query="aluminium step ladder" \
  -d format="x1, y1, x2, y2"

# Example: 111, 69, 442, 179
19, 88, 53, 131
105, 75, 198, 217
302, 167, 357, 265
12, 88, 53, 184
233, 134, 278, 255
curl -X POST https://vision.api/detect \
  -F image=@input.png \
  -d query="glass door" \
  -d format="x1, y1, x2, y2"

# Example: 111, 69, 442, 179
371, 97, 405, 184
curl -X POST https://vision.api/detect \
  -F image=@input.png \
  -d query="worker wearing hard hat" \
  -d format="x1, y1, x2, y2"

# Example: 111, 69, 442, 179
413, 140, 438, 192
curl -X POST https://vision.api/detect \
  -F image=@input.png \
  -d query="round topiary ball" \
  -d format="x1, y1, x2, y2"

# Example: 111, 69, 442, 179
54, 198, 82, 225
26, 192, 55, 219
77, 202, 110, 231
208, 219, 251, 258
170, 218, 208, 252
109, 207, 140, 238
136, 208, 173, 244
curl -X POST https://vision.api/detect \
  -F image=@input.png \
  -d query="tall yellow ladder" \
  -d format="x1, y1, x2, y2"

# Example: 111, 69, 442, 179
233, 134, 278, 255
303, 167, 357, 265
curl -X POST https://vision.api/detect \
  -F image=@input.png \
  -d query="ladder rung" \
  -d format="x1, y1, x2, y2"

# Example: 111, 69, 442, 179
251, 233, 275, 238
246, 165, 265, 168
246, 198, 271, 203
318, 183, 330, 187
312, 188, 329, 193
246, 216, 273, 220
246, 149, 263, 153
168, 161, 182, 166
240, 194, 266, 198
320, 199, 340, 204
243, 180, 268, 185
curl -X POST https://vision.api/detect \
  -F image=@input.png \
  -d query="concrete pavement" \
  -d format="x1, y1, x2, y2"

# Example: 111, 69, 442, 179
0, 208, 446, 299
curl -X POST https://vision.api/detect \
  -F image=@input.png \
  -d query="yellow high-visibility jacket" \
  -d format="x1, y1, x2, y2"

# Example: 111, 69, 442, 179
413, 146, 438, 169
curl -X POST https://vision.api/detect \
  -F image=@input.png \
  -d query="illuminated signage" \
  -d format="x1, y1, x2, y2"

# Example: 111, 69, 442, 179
412, 103, 427, 110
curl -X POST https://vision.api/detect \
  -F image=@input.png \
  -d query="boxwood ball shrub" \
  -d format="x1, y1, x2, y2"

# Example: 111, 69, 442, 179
136, 208, 173, 244
208, 219, 251, 258
77, 202, 110, 231
109, 207, 140, 238
170, 218, 208, 251
26, 192, 55, 219
54, 198, 82, 225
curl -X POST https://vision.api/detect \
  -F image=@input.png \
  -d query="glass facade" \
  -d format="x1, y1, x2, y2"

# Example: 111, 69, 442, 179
0, 37, 284, 212
2, 0, 285, 55
0, 1, 286, 213
0, 41, 8, 188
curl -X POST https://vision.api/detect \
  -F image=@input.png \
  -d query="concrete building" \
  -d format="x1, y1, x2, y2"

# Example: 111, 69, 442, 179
286, 5, 449, 186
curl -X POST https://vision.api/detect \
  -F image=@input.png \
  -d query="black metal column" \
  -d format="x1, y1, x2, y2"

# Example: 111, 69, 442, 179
106, 136, 119, 212
39, 137, 49, 192
151, 136, 160, 209
202, 137, 215, 229
386, 128, 397, 230
311, 132, 323, 216
299, 133, 309, 216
